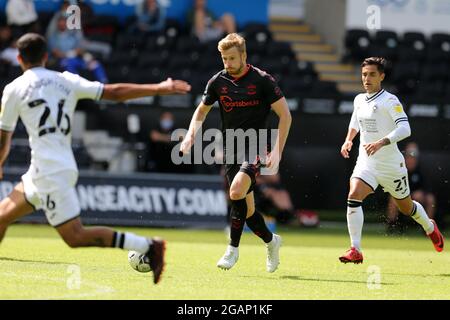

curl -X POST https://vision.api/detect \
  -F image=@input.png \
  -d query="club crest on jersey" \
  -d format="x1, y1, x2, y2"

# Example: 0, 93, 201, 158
247, 84, 256, 95
220, 86, 228, 94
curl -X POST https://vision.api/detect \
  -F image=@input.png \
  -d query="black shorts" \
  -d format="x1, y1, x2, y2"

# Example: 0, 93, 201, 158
225, 160, 262, 194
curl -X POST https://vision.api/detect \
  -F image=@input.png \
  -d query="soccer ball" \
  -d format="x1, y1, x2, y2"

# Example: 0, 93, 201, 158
128, 251, 151, 273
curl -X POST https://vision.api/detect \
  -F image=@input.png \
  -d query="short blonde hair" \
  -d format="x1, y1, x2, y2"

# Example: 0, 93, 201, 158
218, 33, 246, 53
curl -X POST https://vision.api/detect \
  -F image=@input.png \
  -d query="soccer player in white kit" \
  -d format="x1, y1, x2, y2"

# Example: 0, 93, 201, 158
339, 57, 444, 264
0, 33, 191, 284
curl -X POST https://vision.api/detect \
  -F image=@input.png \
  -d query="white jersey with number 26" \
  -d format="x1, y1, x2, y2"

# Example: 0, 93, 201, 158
0, 67, 103, 179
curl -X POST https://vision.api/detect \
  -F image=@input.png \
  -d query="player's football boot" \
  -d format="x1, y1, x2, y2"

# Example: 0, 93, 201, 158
428, 220, 444, 252
266, 234, 282, 273
339, 247, 363, 264
145, 237, 166, 284
217, 245, 239, 270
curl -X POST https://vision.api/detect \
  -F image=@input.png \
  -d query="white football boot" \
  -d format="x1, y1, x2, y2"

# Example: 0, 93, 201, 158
217, 245, 239, 270
266, 234, 282, 273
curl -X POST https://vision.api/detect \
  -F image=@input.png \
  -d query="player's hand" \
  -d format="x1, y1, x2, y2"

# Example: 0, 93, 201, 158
363, 140, 383, 156
264, 151, 280, 173
341, 140, 353, 158
158, 78, 191, 95
180, 135, 194, 155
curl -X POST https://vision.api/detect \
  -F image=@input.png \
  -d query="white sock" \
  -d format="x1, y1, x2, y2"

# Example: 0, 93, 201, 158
347, 200, 364, 251
410, 201, 434, 235
113, 232, 151, 254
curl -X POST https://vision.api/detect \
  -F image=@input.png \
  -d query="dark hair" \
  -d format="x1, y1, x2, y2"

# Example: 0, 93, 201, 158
17, 33, 47, 65
361, 57, 386, 73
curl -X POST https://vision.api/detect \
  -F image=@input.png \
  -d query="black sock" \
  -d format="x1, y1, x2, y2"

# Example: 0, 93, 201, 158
112, 231, 125, 248
246, 211, 273, 243
229, 199, 247, 247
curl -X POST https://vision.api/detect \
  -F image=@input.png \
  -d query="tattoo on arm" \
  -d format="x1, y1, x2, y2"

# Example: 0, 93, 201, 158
381, 138, 391, 146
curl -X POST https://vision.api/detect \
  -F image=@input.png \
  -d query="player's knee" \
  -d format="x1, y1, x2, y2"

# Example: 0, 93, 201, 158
229, 183, 246, 200
229, 189, 245, 200
348, 190, 364, 201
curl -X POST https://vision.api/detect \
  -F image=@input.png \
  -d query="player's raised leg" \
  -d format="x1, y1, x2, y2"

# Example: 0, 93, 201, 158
393, 196, 444, 252
0, 182, 35, 244
56, 218, 166, 283
339, 178, 373, 264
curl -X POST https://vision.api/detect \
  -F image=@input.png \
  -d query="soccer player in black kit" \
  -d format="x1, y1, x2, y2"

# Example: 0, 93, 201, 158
180, 33, 292, 272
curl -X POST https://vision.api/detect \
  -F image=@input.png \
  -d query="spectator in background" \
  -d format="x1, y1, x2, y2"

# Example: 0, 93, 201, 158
148, 111, 178, 173
386, 141, 438, 233
254, 173, 296, 224
47, 16, 108, 83
129, 0, 166, 35
6, 0, 40, 37
46, 1, 111, 60
0, 26, 13, 51
187, 0, 236, 43
0, 38, 19, 66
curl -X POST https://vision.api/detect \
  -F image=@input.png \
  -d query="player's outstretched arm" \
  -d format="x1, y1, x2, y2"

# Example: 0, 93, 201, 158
0, 130, 13, 179
180, 102, 212, 155
101, 78, 191, 102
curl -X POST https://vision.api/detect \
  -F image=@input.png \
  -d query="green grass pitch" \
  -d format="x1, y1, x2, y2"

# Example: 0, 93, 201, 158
0, 223, 449, 300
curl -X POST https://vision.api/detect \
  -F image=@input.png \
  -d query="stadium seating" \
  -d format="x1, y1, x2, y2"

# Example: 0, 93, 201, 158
344, 29, 371, 62
344, 29, 450, 100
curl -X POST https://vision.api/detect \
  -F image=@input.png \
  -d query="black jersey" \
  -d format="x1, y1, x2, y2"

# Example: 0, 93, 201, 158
202, 65, 284, 164
202, 64, 284, 132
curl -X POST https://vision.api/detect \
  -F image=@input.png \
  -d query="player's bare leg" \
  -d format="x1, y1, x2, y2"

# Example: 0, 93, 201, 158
55, 218, 116, 248
56, 218, 166, 283
339, 178, 373, 264
0, 182, 34, 243
393, 195, 443, 252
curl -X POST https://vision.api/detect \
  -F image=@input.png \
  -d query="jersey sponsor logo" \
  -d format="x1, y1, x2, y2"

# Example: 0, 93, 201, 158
219, 95, 260, 112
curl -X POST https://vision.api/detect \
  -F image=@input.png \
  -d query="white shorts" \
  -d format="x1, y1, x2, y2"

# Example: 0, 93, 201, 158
22, 170, 80, 227
351, 162, 410, 199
